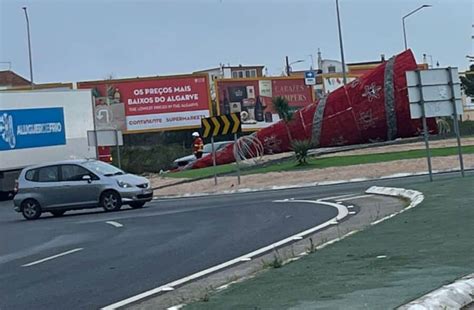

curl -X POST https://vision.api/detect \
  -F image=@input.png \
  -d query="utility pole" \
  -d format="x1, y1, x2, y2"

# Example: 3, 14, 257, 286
335, 0, 347, 85
286, 56, 290, 76
22, 7, 34, 89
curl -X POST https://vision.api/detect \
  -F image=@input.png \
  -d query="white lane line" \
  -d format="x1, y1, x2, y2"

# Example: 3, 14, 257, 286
106, 221, 123, 228
21, 248, 83, 267
318, 193, 357, 201
336, 194, 374, 202
101, 199, 349, 310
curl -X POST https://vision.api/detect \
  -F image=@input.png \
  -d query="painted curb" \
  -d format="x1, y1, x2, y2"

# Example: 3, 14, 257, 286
397, 273, 474, 310
365, 187, 474, 310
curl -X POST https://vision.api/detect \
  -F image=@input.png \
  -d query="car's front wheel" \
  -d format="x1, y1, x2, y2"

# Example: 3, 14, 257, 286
101, 191, 122, 212
21, 199, 42, 220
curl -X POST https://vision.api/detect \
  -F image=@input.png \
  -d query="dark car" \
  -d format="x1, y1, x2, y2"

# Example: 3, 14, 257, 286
172, 141, 234, 169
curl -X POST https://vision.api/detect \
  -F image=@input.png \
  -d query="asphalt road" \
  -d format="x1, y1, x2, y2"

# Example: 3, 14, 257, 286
0, 171, 469, 310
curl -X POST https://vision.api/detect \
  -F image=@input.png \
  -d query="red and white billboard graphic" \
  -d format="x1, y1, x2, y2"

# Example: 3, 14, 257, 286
216, 77, 314, 131
78, 75, 211, 133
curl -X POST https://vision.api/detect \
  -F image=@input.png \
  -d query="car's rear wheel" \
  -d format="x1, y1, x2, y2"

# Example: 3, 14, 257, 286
21, 199, 42, 220
51, 210, 66, 217
101, 191, 122, 212
129, 202, 145, 209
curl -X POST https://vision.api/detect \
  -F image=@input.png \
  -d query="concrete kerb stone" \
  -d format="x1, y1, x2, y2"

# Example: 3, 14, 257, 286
365, 186, 474, 310
397, 273, 474, 310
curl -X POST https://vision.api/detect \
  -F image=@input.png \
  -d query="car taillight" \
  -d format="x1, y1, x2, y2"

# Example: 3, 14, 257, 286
13, 179, 19, 194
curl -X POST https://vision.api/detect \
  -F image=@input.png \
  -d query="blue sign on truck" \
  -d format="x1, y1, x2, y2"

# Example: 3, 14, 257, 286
0, 107, 66, 151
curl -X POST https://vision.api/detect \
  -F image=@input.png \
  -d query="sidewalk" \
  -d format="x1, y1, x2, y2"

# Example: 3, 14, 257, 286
186, 176, 474, 309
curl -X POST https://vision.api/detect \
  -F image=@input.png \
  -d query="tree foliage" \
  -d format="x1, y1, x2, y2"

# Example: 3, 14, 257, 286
460, 64, 474, 97
272, 96, 293, 123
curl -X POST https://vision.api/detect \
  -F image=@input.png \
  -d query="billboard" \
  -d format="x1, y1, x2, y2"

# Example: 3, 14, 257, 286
78, 74, 212, 133
215, 77, 314, 131
0, 107, 66, 151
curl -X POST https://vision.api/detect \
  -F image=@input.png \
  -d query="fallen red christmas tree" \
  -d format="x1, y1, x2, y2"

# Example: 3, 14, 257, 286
190, 49, 437, 169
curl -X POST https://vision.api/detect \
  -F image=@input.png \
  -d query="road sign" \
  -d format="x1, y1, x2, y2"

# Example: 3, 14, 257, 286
406, 67, 463, 119
304, 71, 316, 86
201, 113, 241, 138
87, 130, 123, 147
405, 67, 465, 180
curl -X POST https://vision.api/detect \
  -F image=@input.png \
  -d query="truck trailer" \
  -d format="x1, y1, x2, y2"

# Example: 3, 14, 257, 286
0, 89, 97, 197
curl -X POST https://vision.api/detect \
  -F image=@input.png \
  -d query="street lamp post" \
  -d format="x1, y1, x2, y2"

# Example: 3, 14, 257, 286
22, 6, 34, 89
335, 0, 347, 85
308, 54, 315, 70
285, 57, 304, 76
402, 4, 432, 50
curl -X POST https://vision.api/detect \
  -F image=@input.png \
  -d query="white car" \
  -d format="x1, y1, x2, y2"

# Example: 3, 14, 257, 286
172, 141, 233, 169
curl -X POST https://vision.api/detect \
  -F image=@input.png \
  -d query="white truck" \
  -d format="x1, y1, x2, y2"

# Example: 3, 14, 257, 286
0, 90, 97, 197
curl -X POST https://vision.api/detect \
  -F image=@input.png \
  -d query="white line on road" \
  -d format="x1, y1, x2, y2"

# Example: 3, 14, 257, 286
106, 221, 123, 228
101, 199, 349, 310
336, 194, 374, 202
21, 248, 83, 267
318, 193, 357, 201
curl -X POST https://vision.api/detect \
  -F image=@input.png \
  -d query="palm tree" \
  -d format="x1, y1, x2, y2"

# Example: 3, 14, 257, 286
272, 96, 312, 165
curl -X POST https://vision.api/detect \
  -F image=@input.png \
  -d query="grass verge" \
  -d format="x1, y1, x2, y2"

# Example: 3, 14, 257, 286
167, 145, 474, 179
185, 175, 474, 309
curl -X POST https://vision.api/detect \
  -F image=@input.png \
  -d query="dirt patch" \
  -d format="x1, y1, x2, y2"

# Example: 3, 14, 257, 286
149, 153, 473, 197
147, 137, 474, 195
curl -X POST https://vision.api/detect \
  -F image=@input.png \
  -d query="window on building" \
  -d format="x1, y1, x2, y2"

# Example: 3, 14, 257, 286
238, 71, 244, 78
328, 65, 336, 73
232, 72, 238, 78
245, 70, 251, 78
250, 70, 257, 77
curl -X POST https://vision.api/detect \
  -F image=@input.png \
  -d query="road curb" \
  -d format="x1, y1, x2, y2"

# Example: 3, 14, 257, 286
153, 168, 470, 200
365, 186, 474, 309
397, 273, 474, 310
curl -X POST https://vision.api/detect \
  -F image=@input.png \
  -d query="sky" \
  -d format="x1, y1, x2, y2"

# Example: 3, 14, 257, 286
0, 0, 472, 84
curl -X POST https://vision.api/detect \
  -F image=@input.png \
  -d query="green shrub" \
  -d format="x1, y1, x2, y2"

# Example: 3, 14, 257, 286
112, 143, 189, 174
291, 139, 313, 165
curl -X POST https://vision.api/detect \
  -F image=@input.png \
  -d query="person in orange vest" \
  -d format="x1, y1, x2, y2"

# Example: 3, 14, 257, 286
192, 132, 204, 159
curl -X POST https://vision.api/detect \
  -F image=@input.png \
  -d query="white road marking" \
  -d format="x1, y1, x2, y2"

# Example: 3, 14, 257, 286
101, 199, 349, 310
106, 221, 123, 228
21, 248, 83, 267
167, 304, 184, 310
240, 257, 252, 262
336, 194, 374, 202
319, 193, 357, 201
349, 211, 356, 215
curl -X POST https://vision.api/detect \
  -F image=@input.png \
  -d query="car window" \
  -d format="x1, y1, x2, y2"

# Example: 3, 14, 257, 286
37, 166, 59, 182
61, 165, 92, 181
82, 160, 124, 176
202, 144, 213, 153
217, 142, 232, 151
25, 169, 36, 181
